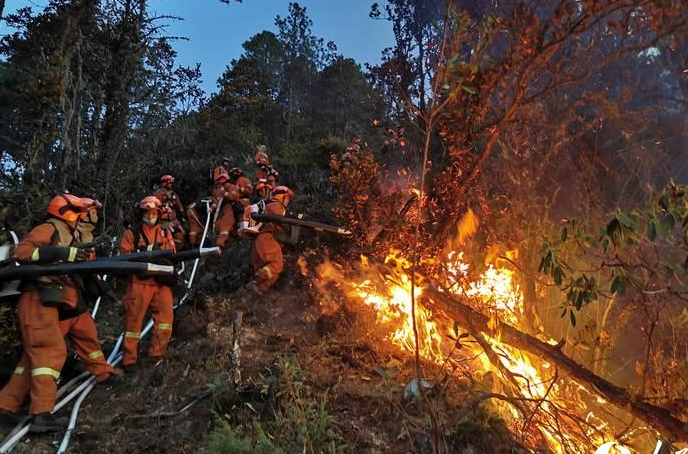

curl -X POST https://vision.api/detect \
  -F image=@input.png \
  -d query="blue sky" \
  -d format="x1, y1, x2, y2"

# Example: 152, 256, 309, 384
2, 0, 395, 95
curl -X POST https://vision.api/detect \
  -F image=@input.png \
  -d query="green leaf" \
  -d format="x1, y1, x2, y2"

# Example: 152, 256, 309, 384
661, 213, 675, 232
561, 227, 568, 242
569, 310, 576, 327
575, 291, 584, 310
610, 275, 625, 296
553, 267, 563, 286
601, 236, 610, 251
560, 308, 567, 318
606, 218, 621, 239
617, 212, 636, 230
648, 219, 657, 241
461, 85, 477, 94
656, 221, 668, 239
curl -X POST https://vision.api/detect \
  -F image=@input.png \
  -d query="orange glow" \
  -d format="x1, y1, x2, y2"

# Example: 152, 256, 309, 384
316, 241, 625, 454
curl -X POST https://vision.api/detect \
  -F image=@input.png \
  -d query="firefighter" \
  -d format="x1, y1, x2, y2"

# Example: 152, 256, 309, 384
254, 179, 272, 202
212, 172, 240, 249
211, 157, 231, 183
247, 186, 294, 294
235, 175, 253, 208
58, 199, 123, 384
0, 194, 90, 432
119, 196, 176, 374
266, 167, 280, 188
238, 180, 273, 237
227, 167, 244, 185
153, 175, 186, 250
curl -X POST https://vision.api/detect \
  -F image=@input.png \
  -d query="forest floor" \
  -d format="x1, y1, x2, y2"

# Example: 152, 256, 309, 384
0, 242, 527, 454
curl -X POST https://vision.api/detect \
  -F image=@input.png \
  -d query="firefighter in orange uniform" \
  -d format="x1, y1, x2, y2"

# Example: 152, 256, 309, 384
119, 196, 176, 374
248, 186, 294, 294
235, 175, 253, 209
211, 157, 231, 183
58, 198, 122, 384
153, 175, 186, 250
212, 172, 240, 249
266, 167, 280, 188
254, 147, 271, 180
0, 195, 90, 432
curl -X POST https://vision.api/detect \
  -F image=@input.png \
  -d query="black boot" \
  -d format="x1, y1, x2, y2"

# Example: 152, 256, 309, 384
122, 363, 138, 375
30, 413, 69, 433
0, 409, 21, 426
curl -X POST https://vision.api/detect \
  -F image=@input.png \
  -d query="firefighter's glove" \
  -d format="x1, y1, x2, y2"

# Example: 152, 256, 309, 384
34, 246, 89, 263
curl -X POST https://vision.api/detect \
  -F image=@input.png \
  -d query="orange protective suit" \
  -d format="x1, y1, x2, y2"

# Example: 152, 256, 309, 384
212, 181, 240, 248
250, 201, 286, 292
186, 203, 205, 247
0, 221, 79, 415
154, 187, 186, 249
59, 314, 113, 382
119, 224, 176, 366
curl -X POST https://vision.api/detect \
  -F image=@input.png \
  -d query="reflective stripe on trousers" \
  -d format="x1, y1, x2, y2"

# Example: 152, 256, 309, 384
31, 367, 60, 379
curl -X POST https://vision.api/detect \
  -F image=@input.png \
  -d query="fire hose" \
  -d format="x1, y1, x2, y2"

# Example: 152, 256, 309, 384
54, 199, 214, 454
0, 261, 174, 282
0, 201, 214, 453
94, 247, 220, 264
250, 213, 353, 236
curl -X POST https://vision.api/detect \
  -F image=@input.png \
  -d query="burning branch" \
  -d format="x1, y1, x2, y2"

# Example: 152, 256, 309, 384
422, 286, 688, 443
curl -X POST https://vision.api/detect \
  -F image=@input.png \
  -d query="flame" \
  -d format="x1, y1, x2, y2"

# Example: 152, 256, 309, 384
316, 244, 631, 453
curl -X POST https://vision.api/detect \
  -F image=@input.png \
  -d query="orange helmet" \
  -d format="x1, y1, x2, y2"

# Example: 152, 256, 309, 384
215, 172, 229, 184
271, 186, 294, 204
161, 174, 175, 184
254, 150, 270, 166
255, 179, 272, 194
236, 176, 253, 196
139, 196, 162, 212
48, 194, 89, 223
228, 167, 243, 180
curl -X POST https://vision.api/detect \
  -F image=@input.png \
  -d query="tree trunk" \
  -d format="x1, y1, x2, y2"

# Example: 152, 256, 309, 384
423, 286, 688, 442
100, 0, 147, 229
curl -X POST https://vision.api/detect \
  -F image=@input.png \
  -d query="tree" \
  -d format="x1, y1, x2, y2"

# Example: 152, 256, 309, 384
369, 0, 446, 114
275, 2, 337, 144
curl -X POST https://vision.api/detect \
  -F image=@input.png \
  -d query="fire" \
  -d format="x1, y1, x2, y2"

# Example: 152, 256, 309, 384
315, 247, 630, 454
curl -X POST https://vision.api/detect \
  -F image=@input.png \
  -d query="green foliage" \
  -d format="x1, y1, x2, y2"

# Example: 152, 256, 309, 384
272, 357, 342, 454
203, 356, 342, 454
203, 420, 283, 454
540, 182, 688, 324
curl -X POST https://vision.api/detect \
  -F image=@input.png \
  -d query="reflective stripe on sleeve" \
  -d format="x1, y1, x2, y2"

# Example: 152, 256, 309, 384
32, 367, 60, 379
261, 266, 273, 279
31, 248, 40, 262
158, 323, 172, 330
88, 350, 104, 360
67, 247, 77, 262
13, 366, 26, 375
125, 331, 141, 339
